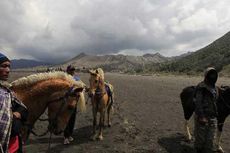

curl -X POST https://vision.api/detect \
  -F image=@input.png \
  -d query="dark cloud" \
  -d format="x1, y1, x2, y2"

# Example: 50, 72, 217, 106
0, 0, 230, 63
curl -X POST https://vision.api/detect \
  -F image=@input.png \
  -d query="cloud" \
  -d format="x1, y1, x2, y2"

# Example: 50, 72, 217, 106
0, 0, 230, 62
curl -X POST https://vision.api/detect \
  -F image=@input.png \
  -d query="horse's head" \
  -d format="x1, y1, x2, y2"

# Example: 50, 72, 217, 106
11, 72, 86, 139
89, 68, 104, 95
221, 86, 230, 100
47, 85, 85, 135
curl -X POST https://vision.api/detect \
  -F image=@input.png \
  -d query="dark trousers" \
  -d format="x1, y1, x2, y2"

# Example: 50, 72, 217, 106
64, 109, 77, 138
194, 115, 217, 153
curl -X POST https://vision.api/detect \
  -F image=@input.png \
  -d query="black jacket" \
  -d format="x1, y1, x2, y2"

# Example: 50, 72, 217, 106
11, 95, 28, 137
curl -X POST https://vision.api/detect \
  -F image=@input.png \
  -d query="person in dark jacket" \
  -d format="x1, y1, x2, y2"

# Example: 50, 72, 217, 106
194, 67, 218, 153
0, 52, 28, 153
63, 65, 80, 145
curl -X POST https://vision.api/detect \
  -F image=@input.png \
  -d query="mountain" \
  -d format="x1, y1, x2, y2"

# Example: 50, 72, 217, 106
59, 52, 169, 72
170, 51, 193, 60
159, 31, 230, 74
11, 59, 50, 69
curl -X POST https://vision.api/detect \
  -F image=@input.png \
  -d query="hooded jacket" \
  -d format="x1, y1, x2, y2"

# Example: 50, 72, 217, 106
194, 67, 218, 118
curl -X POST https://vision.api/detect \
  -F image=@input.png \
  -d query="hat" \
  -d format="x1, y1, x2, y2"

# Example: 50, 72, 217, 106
0, 52, 10, 64
67, 65, 75, 71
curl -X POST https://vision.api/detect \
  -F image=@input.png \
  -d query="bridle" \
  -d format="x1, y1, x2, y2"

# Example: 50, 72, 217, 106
93, 77, 106, 99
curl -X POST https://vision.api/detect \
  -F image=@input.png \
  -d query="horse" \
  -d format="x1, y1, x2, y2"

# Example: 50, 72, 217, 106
180, 86, 230, 153
88, 68, 114, 140
10, 71, 86, 141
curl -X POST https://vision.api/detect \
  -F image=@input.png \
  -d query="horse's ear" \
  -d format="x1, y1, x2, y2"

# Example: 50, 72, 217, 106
88, 69, 93, 74
89, 70, 97, 76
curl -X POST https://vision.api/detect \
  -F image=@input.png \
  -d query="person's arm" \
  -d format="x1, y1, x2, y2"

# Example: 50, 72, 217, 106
11, 92, 28, 122
11, 99, 28, 137
12, 102, 28, 122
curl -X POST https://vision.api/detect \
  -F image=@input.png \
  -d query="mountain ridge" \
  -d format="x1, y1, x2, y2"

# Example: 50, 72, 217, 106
157, 31, 230, 74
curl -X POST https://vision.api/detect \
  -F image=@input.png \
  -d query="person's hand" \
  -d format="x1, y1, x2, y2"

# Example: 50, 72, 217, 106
198, 117, 208, 124
13, 112, 21, 119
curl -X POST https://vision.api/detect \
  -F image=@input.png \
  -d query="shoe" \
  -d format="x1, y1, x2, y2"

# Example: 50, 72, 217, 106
63, 138, 70, 145
68, 136, 74, 142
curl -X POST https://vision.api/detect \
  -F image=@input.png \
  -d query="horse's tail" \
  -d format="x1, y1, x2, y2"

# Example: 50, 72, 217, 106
110, 84, 114, 103
78, 91, 86, 112
106, 83, 114, 103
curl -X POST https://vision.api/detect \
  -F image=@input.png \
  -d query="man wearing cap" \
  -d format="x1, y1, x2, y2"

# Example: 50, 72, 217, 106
63, 65, 81, 144
0, 53, 28, 153
194, 67, 219, 153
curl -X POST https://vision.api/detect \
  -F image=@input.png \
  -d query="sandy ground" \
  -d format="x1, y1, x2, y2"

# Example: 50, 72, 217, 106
9, 72, 230, 153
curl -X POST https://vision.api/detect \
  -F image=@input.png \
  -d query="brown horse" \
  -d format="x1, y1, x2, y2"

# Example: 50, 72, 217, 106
10, 71, 86, 141
89, 68, 114, 140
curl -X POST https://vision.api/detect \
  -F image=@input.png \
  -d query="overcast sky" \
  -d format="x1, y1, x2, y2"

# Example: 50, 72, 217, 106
0, 0, 230, 63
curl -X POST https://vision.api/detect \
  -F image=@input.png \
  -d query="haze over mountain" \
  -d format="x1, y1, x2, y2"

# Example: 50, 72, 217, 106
59, 52, 169, 72
11, 59, 50, 69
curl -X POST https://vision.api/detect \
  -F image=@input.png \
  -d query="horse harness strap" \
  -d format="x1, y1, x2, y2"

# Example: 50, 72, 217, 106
95, 90, 106, 97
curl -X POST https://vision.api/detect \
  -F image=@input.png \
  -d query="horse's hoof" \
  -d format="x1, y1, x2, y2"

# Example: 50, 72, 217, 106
184, 135, 192, 142
108, 124, 111, 127
98, 135, 103, 141
186, 137, 192, 142
217, 148, 225, 153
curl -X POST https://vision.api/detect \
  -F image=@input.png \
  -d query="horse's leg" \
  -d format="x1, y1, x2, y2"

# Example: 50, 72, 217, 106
98, 110, 106, 140
110, 93, 114, 113
184, 119, 192, 141
215, 117, 226, 153
216, 130, 224, 153
107, 100, 112, 127
182, 105, 194, 141
102, 103, 106, 127
92, 104, 97, 140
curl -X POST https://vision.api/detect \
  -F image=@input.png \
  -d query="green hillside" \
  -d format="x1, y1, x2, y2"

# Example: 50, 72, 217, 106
159, 31, 230, 74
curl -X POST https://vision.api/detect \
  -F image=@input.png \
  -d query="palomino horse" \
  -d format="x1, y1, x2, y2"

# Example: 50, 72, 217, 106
10, 71, 86, 141
180, 86, 230, 153
89, 68, 114, 140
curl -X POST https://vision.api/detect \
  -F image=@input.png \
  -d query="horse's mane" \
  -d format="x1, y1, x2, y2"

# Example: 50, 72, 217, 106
97, 68, 104, 80
11, 71, 84, 88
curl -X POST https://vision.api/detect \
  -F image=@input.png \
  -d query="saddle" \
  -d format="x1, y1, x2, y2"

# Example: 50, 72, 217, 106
105, 82, 113, 97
